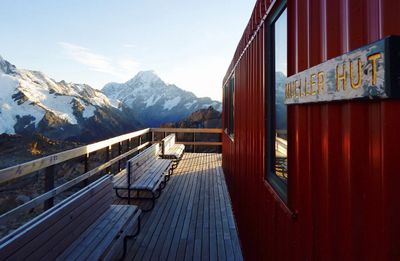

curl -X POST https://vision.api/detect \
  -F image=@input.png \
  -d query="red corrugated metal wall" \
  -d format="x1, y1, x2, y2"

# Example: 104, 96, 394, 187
222, 0, 400, 260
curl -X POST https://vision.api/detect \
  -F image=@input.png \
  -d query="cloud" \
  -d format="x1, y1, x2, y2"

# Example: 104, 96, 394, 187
59, 42, 139, 79
118, 59, 139, 72
123, 44, 135, 48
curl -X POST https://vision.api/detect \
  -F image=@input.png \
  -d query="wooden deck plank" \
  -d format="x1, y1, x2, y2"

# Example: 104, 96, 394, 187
129, 155, 192, 260
158, 154, 200, 260
212, 154, 227, 261
209, 154, 218, 261
114, 153, 242, 261
143, 154, 197, 260
182, 155, 201, 261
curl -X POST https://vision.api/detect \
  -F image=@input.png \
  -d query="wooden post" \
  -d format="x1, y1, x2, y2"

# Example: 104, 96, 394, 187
118, 142, 122, 171
219, 133, 222, 153
151, 131, 155, 143
44, 165, 55, 210
193, 132, 196, 153
105, 146, 111, 174
82, 154, 89, 186
137, 136, 142, 155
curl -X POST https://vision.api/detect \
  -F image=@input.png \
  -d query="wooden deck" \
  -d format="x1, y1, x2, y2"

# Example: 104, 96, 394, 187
113, 153, 243, 261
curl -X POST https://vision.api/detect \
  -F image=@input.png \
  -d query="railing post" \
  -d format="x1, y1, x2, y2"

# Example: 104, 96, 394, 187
44, 165, 55, 210
151, 131, 155, 143
106, 146, 111, 174
137, 136, 142, 155
82, 153, 89, 186
219, 133, 222, 153
193, 132, 196, 153
118, 142, 122, 172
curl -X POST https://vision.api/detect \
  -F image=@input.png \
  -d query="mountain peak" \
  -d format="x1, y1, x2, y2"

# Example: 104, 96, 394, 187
102, 70, 221, 127
0, 56, 17, 75
126, 70, 164, 87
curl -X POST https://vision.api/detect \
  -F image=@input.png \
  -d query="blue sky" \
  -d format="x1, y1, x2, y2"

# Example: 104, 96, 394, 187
0, 0, 256, 100
275, 9, 287, 75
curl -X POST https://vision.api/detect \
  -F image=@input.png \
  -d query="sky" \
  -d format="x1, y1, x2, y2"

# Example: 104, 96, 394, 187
275, 9, 287, 76
0, 0, 256, 101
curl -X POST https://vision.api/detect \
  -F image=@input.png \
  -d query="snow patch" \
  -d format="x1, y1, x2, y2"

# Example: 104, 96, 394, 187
184, 100, 197, 109
163, 97, 181, 110
82, 105, 96, 118
0, 74, 45, 134
145, 95, 161, 107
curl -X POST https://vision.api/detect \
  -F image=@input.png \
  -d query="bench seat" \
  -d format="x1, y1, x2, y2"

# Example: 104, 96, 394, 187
162, 144, 185, 160
58, 205, 141, 261
0, 175, 141, 261
114, 158, 171, 191
160, 134, 185, 168
114, 144, 172, 211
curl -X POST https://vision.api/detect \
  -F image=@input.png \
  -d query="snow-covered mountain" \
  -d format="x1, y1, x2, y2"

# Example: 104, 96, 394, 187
0, 56, 141, 142
275, 71, 287, 130
103, 71, 222, 126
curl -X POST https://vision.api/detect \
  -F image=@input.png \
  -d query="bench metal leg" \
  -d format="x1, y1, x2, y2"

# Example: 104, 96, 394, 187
154, 189, 161, 199
115, 188, 125, 199
128, 188, 131, 205
160, 180, 166, 190
142, 192, 156, 212
115, 188, 158, 212
122, 215, 141, 259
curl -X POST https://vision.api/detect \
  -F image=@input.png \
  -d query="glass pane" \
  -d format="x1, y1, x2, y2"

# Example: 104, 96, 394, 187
230, 77, 234, 137
274, 9, 287, 182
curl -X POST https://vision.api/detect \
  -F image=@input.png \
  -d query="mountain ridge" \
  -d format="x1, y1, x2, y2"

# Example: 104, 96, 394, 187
102, 70, 222, 127
0, 56, 141, 142
0, 56, 222, 142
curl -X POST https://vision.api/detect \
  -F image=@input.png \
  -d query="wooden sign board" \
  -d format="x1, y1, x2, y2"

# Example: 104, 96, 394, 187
285, 36, 400, 104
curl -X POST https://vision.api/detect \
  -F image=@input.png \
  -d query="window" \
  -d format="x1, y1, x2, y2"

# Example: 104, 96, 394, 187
266, 5, 288, 201
228, 76, 235, 138
224, 75, 235, 139
223, 83, 229, 132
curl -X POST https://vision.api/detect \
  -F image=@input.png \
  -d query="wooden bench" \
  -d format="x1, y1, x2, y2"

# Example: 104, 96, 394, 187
160, 134, 185, 169
0, 175, 141, 260
113, 144, 172, 211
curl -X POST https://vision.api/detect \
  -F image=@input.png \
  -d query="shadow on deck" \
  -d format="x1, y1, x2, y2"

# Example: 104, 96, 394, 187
113, 153, 243, 260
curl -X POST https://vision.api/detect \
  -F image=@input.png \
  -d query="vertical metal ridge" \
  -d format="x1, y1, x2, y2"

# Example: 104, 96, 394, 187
221, 0, 400, 259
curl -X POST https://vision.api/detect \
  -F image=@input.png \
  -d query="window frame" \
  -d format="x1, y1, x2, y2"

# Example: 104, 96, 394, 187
223, 82, 229, 135
224, 74, 235, 141
265, 1, 288, 202
228, 75, 235, 140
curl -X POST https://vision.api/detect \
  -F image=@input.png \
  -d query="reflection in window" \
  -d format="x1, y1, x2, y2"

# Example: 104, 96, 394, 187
274, 9, 287, 183
266, 6, 287, 201
224, 75, 235, 139
229, 76, 235, 138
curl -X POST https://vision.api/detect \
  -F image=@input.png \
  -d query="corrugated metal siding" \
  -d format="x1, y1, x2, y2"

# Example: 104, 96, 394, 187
222, 0, 400, 260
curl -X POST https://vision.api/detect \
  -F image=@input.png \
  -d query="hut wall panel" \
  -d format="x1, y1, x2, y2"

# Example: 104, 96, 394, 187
222, 0, 400, 260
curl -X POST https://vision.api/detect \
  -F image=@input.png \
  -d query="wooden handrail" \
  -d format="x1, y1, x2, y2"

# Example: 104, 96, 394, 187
175, 141, 222, 146
151, 128, 222, 134
0, 128, 222, 185
0, 128, 151, 184
0, 142, 149, 225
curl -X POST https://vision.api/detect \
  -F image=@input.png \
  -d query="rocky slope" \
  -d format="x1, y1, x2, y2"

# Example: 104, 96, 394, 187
161, 106, 221, 129
103, 71, 222, 127
0, 56, 142, 142
160, 106, 221, 153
